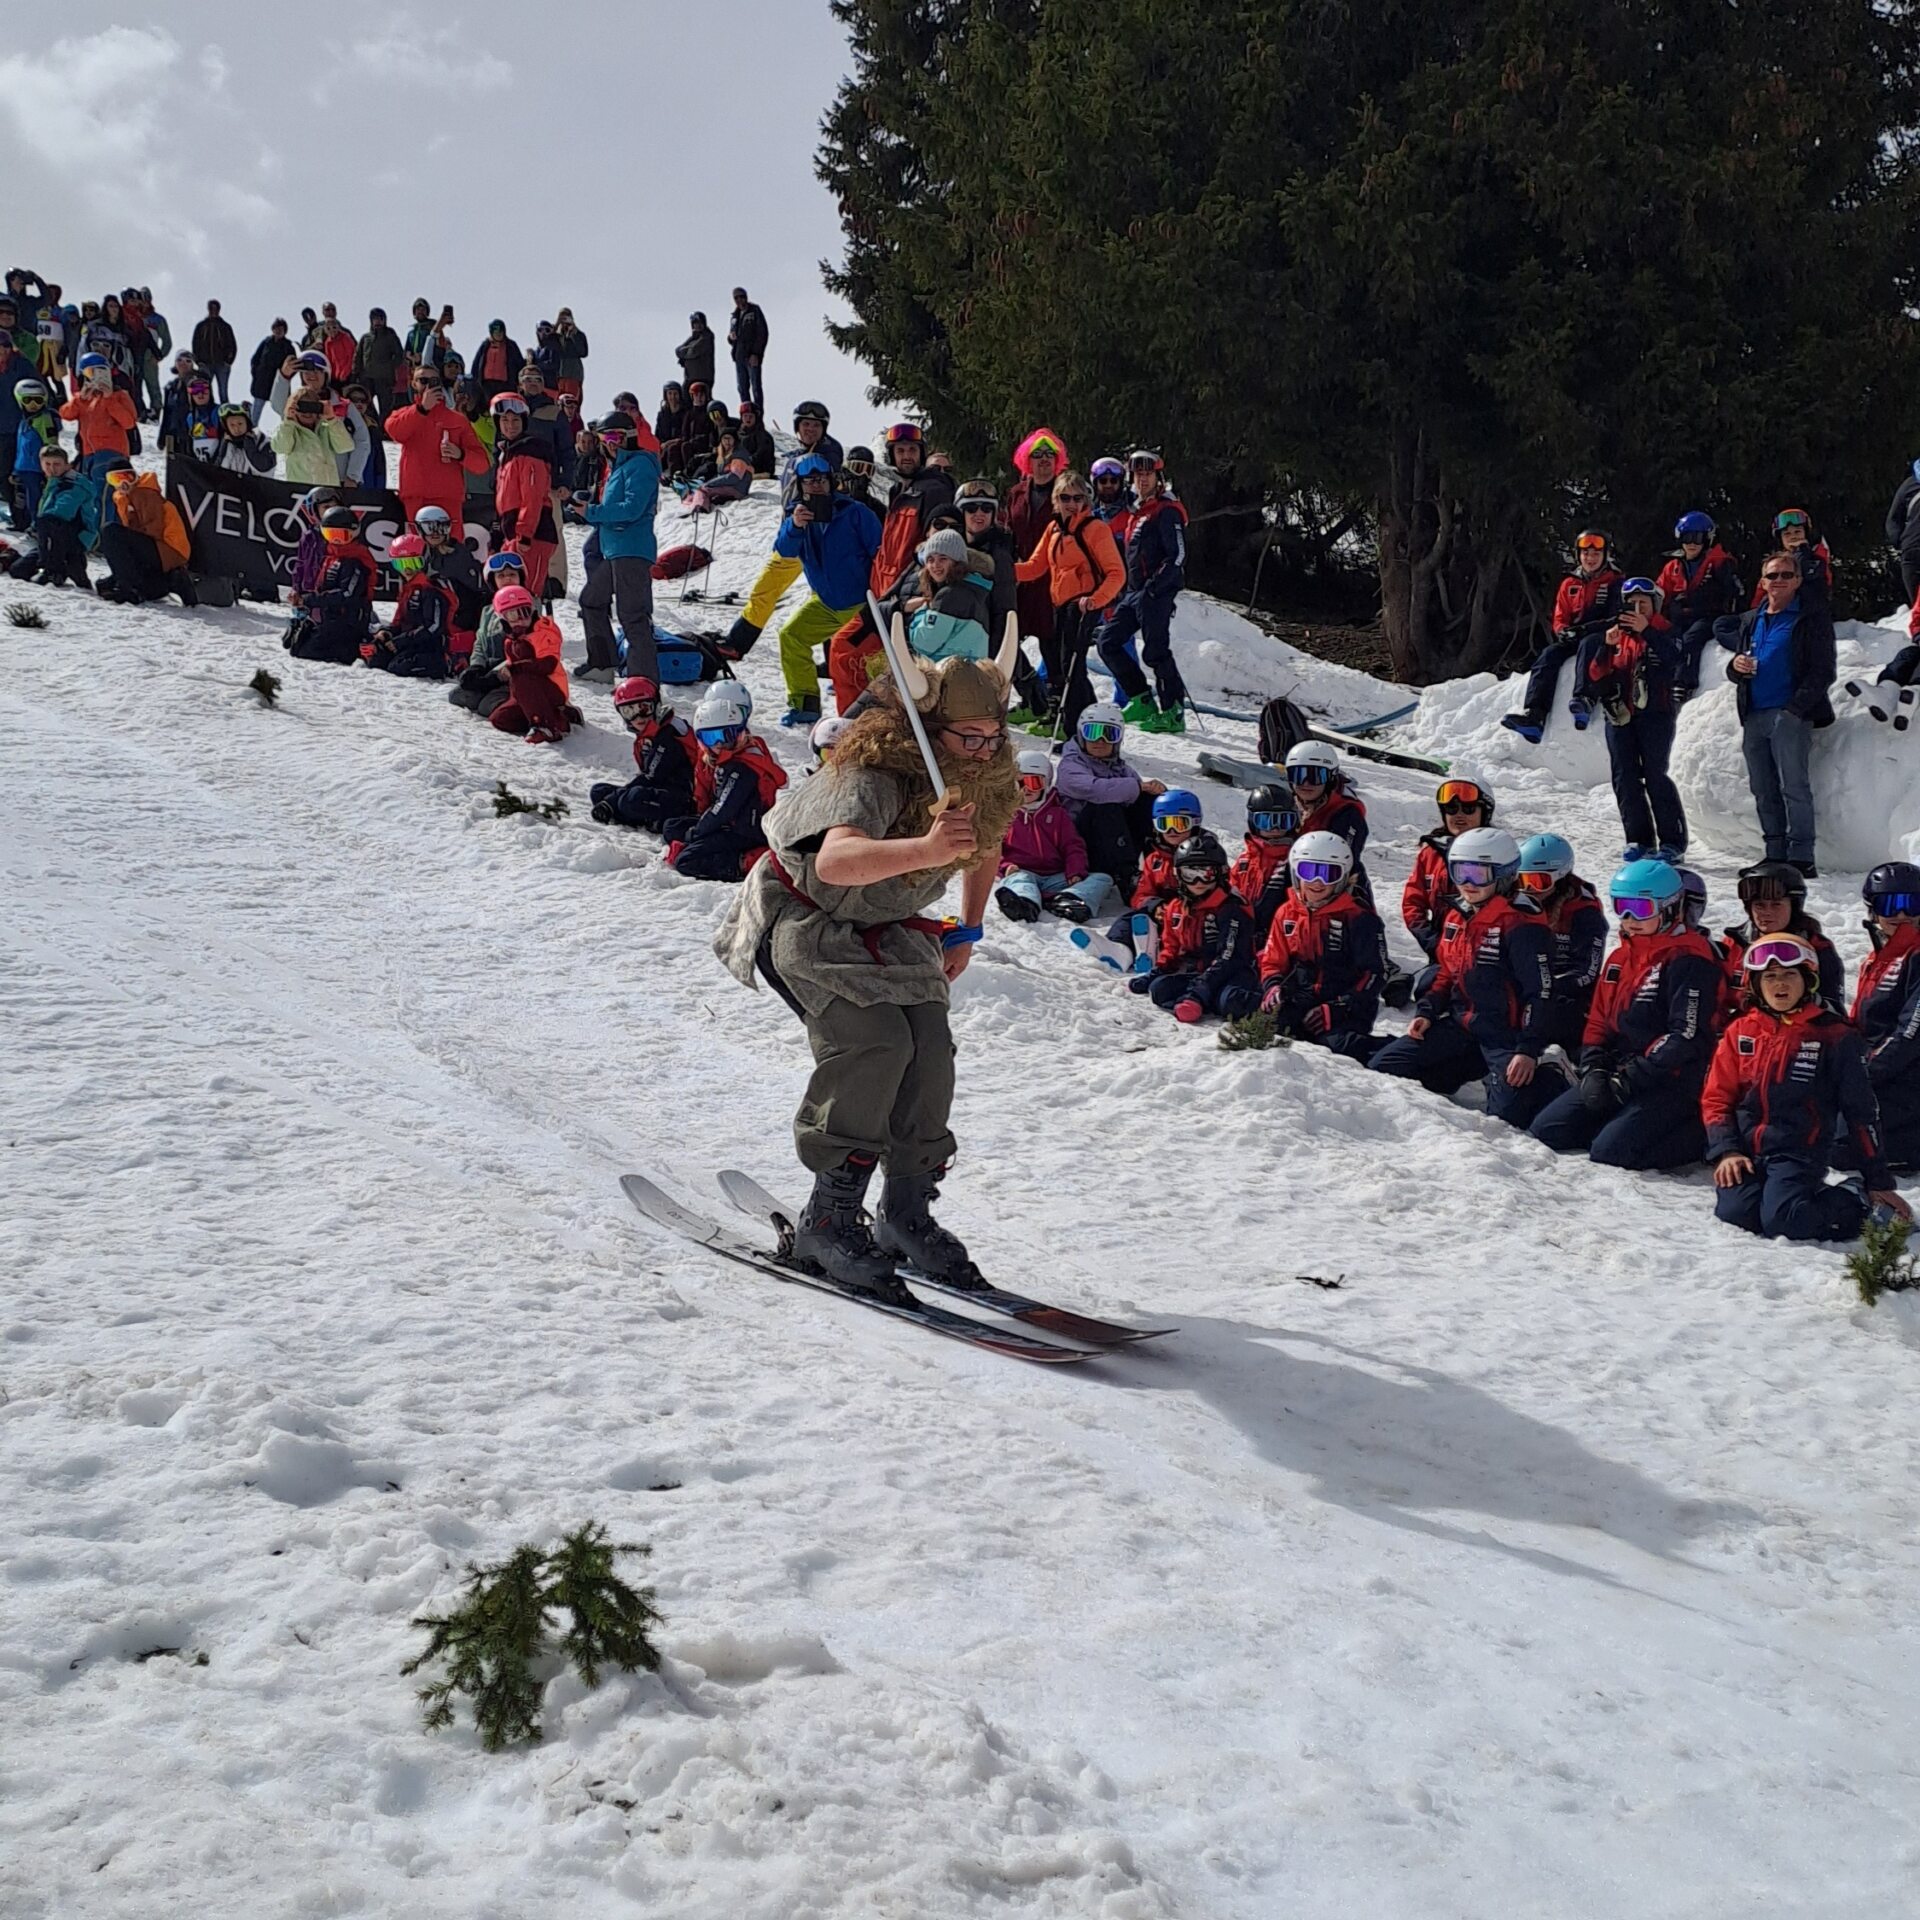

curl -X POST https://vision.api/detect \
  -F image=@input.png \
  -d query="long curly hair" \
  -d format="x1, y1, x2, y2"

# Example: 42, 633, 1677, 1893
830, 684, 1019, 879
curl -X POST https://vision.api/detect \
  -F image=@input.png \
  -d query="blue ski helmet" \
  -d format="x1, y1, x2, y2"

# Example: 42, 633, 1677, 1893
1610, 858, 1683, 920
1620, 576, 1664, 610
793, 452, 834, 481
1517, 832, 1575, 885
1152, 788, 1203, 831
1674, 511, 1715, 542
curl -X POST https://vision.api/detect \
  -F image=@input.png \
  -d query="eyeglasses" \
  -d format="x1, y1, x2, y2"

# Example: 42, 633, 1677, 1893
1079, 720, 1122, 745
1156, 813, 1197, 835
1761, 569, 1797, 582
1293, 860, 1345, 885
1450, 861, 1501, 887
1744, 936, 1815, 971
1870, 891, 1920, 916
937, 723, 1005, 751
1612, 895, 1663, 921
1247, 809, 1298, 835
1517, 870, 1560, 894
1435, 781, 1485, 809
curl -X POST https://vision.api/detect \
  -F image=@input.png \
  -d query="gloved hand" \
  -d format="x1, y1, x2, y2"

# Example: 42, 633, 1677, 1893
1260, 982, 1287, 1014
1579, 1067, 1622, 1117
1128, 974, 1152, 996
1302, 1005, 1332, 1038
459, 662, 496, 692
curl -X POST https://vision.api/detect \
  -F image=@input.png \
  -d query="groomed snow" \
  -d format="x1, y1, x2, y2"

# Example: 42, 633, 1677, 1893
5, 478, 1920, 1918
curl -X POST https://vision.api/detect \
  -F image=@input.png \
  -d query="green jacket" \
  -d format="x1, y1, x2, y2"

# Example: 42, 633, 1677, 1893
273, 413, 355, 486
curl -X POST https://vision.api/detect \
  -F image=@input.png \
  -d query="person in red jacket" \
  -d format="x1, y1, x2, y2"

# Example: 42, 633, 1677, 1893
1704, 935, 1909, 1241
1127, 831, 1257, 1023
1231, 785, 1301, 946
1845, 862, 1920, 1171
386, 376, 488, 531
1721, 861, 1845, 1012
1404, 778, 1494, 981
1583, 576, 1689, 860
490, 395, 558, 594
1530, 858, 1722, 1168
1515, 833, 1609, 1052
664, 685, 789, 880
487, 584, 580, 743
1101, 786, 1204, 965
1254, 830, 1385, 1059
1656, 511, 1743, 699
364, 533, 454, 679
1502, 530, 1624, 741
288, 506, 377, 664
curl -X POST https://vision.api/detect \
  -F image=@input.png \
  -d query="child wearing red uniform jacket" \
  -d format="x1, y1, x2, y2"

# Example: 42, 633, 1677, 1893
1102, 787, 1205, 962
1369, 827, 1563, 1129
1531, 859, 1722, 1169
1404, 778, 1493, 972
1281, 743, 1401, 1015
1128, 832, 1257, 1024
664, 686, 788, 881
590, 675, 699, 833
1656, 512, 1743, 698
1231, 786, 1300, 946
1722, 861, 1845, 1012
287, 506, 376, 664
1704, 934, 1909, 1242
1255, 830, 1385, 1060
1513, 834, 1609, 1051
486, 585, 580, 743
364, 533, 453, 679
1844, 862, 1920, 1171
1502, 530, 1624, 739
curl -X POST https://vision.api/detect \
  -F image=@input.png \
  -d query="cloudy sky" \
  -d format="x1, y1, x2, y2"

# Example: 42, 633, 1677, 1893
0, 2, 891, 445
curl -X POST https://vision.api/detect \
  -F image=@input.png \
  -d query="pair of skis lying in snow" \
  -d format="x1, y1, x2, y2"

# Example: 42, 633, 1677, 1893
623, 1171, 1173, 1364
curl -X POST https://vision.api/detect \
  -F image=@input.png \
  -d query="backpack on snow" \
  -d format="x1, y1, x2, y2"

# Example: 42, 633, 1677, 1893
625, 625, 737, 685
1256, 695, 1313, 766
650, 544, 712, 581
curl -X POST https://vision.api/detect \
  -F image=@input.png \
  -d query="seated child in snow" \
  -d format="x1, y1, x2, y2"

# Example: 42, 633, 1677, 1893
590, 675, 699, 831
1127, 830, 1257, 1024
1722, 861, 1845, 1012
16, 445, 98, 588
416, 504, 483, 666
1254, 830, 1385, 1059
287, 507, 376, 663
1529, 859, 1722, 1171
486, 584, 582, 744
1403, 778, 1494, 985
663, 685, 788, 881
1053, 701, 1167, 892
1704, 934, 1908, 1243
1230, 785, 1300, 946
995, 751, 1116, 925
1845, 862, 1920, 1173
363, 533, 453, 679
683, 431, 754, 513
1103, 786, 1204, 962
1514, 832, 1608, 1053
448, 551, 530, 719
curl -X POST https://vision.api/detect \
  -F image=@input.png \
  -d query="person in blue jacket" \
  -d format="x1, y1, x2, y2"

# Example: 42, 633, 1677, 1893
578, 409, 662, 683
771, 452, 881, 724
1097, 450, 1191, 733
0, 330, 40, 501
12, 442, 97, 585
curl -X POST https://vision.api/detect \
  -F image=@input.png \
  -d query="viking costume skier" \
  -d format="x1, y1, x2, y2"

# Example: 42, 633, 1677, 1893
715, 618, 1022, 1301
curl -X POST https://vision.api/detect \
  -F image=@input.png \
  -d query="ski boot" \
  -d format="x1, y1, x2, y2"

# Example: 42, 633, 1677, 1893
1044, 891, 1093, 924
1120, 694, 1158, 725
790, 1154, 914, 1302
995, 884, 1042, 923
874, 1164, 985, 1290
781, 692, 822, 729
1499, 713, 1543, 744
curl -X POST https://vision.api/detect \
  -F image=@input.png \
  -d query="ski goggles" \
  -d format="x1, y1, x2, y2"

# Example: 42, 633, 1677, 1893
1017, 773, 1050, 797
1773, 509, 1811, 531
1518, 869, 1560, 894
391, 556, 424, 574
615, 700, 657, 723
1436, 781, 1487, 811
1611, 894, 1665, 922
1247, 808, 1299, 835
884, 422, 923, 447
319, 526, 354, 543
1449, 860, 1502, 888
1868, 890, 1920, 917
844, 459, 875, 477
483, 552, 526, 576
1288, 767, 1331, 787
1155, 812, 1198, 836
1293, 859, 1346, 885
696, 724, 743, 750
1078, 719, 1123, 745
1737, 874, 1794, 904
958, 494, 998, 513
1575, 533, 1608, 553
1743, 936, 1817, 971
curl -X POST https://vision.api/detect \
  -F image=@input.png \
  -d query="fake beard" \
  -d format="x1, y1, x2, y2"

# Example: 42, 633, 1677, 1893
829, 685, 1019, 879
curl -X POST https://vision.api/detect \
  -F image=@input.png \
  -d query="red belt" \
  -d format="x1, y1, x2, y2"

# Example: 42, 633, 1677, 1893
766, 853, 942, 965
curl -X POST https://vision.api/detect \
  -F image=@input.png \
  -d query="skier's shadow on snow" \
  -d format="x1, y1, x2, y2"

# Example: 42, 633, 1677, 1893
1099, 1319, 1756, 1589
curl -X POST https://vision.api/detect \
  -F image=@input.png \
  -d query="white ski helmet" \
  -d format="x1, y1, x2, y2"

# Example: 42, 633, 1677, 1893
693, 684, 752, 731
1284, 739, 1341, 780
1078, 700, 1125, 737
1288, 829, 1354, 881
809, 714, 849, 759
1447, 826, 1521, 888
1014, 748, 1054, 800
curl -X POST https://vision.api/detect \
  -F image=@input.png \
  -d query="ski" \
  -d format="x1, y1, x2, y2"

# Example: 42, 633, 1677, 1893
715, 1170, 1173, 1348
620, 1174, 1098, 1365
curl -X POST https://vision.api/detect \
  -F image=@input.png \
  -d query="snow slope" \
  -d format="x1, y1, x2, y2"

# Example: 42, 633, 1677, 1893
5, 480, 1920, 1919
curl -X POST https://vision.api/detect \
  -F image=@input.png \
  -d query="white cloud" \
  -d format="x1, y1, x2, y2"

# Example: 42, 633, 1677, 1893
199, 43, 230, 93
318, 13, 512, 101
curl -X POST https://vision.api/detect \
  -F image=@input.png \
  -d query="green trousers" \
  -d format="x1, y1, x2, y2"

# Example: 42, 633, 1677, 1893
795, 996, 957, 1176
777, 595, 861, 704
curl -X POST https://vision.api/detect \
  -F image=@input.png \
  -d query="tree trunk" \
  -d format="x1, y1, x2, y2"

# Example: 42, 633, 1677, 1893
1377, 428, 1452, 683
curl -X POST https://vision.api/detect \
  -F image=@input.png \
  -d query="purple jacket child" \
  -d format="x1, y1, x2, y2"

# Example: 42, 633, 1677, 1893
999, 790, 1089, 881
1053, 734, 1144, 815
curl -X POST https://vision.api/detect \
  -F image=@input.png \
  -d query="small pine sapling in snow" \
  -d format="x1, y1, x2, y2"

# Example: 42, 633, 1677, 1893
249, 668, 282, 708
7, 602, 48, 629
1219, 1009, 1289, 1053
492, 779, 570, 821
1848, 1213, 1920, 1307
404, 1525, 664, 1750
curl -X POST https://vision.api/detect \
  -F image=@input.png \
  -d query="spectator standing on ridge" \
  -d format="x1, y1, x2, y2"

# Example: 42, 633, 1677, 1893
191, 299, 237, 402
1006, 428, 1065, 716
547, 308, 589, 402
728, 287, 768, 413
578, 409, 663, 683
355, 308, 407, 421
676, 311, 716, 391
472, 320, 524, 406
248, 318, 289, 425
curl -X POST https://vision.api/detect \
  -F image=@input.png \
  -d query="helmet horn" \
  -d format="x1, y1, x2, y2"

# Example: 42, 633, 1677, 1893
889, 612, 932, 708
992, 613, 1021, 694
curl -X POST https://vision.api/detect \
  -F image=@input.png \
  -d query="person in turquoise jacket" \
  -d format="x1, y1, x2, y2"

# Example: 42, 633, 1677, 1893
13, 443, 99, 586
579, 409, 663, 681
769, 452, 882, 723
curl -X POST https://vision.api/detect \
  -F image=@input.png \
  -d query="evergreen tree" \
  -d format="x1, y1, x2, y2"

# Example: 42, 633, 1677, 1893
821, 0, 1920, 677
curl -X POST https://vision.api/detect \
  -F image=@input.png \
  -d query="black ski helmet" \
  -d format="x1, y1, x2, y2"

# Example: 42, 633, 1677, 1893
1864, 862, 1920, 909
793, 399, 830, 427
1174, 830, 1231, 882
319, 505, 357, 531
1737, 859, 1807, 908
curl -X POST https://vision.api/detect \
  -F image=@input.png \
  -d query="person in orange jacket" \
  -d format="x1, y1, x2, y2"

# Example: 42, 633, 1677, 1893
490, 395, 558, 595
1013, 468, 1124, 737
60, 353, 138, 490
95, 460, 195, 604
385, 373, 488, 531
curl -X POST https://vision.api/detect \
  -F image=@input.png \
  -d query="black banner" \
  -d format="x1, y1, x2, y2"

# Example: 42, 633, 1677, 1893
164, 457, 495, 601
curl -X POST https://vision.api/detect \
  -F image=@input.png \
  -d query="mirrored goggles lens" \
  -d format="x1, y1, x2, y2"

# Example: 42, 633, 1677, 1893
1294, 860, 1345, 885
1775, 510, 1810, 529
845, 460, 874, 476
1436, 781, 1484, 809
1079, 721, 1122, 744
1869, 891, 1920, 917
484, 552, 524, 574
1744, 936, 1814, 970
1450, 861, 1499, 887
1248, 810, 1298, 835
616, 699, 657, 721
696, 726, 739, 749
1156, 813, 1197, 835
1612, 895, 1661, 921
1518, 870, 1558, 894
1018, 774, 1049, 795
1737, 877, 1790, 904
1576, 534, 1607, 551
1289, 768, 1330, 786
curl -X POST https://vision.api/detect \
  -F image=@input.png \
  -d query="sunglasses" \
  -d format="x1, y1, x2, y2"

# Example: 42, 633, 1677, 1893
1744, 936, 1814, 971
1612, 895, 1663, 921
1079, 720, 1122, 745
1248, 809, 1298, 835
1055, 493, 1087, 505
961, 498, 997, 513
1156, 813, 1197, 835
1761, 569, 1798, 582
1450, 861, 1501, 887
1293, 860, 1345, 885
1518, 870, 1559, 894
